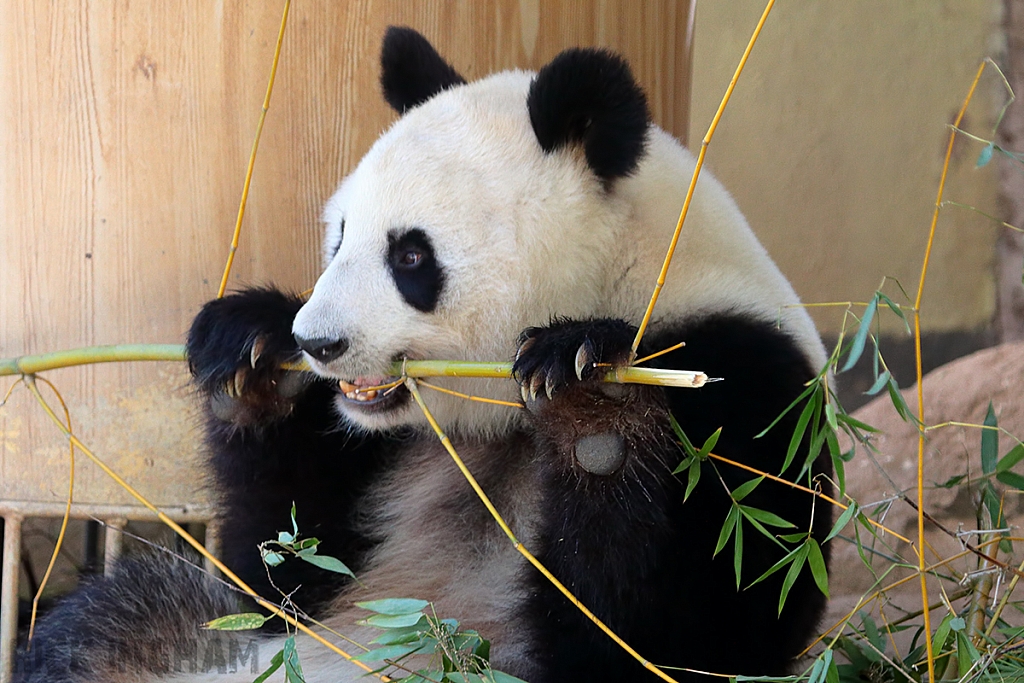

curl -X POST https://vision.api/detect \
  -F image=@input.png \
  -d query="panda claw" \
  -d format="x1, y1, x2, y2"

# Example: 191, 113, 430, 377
574, 343, 591, 381
529, 373, 545, 402
520, 382, 531, 405
233, 368, 247, 397
250, 335, 266, 369
545, 373, 556, 400
515, 336, 536, 362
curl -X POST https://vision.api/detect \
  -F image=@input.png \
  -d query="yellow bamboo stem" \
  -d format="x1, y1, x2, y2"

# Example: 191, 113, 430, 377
631, 0, 776, 357
216, 0, 290, 298
26, 377, 75, 643
23, 375, 388, 681
405, 377, 683, 683
911, 59, 987, 683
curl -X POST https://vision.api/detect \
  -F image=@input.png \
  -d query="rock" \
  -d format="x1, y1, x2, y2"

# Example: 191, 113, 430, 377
826, 342, 1024, 634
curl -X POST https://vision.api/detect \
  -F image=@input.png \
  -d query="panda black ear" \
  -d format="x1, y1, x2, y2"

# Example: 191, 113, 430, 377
380, 27, 466, 114
528, 48, 650, 182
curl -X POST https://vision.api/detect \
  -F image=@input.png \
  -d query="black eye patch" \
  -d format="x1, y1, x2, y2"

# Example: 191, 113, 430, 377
387, 228, 444, 312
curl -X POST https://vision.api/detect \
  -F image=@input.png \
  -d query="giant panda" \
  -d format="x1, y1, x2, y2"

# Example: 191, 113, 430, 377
17, 27, 831, 683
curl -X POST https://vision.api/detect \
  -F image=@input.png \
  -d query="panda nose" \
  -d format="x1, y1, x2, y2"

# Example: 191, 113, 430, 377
294, 335, 350, 364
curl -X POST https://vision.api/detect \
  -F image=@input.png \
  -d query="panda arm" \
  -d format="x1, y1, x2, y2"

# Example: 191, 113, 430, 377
187, 288, 393, 617
514, 315, 830, 680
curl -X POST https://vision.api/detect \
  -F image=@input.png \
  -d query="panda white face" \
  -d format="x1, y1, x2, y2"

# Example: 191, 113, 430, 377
292, 71, 624, 434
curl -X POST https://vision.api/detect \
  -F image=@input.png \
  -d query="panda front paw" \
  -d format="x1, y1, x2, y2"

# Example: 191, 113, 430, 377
187, 288, 309, 426
512, 318, 637, 405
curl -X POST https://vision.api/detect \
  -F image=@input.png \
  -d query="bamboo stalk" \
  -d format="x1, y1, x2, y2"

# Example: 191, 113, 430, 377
0, 345, 709, 388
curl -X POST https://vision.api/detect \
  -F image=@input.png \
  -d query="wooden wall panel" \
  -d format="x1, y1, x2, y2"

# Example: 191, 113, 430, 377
0, 1, 693, 506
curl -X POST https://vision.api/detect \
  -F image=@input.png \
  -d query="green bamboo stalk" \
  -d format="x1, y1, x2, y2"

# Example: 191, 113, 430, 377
0, 344, 187, 376
0, 344, 709, 388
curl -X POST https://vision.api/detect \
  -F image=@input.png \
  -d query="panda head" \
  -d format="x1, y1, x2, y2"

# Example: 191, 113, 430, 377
292, 27, 650, 434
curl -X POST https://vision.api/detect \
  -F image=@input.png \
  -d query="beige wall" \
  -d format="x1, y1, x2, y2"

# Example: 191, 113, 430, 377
689, 1, 1002, 335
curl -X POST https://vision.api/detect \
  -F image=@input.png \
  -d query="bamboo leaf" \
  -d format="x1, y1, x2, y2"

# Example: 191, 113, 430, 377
834, 412, 880, 433
778, 542, 809, 615
253, 649, 284, 683
353, 643, 426, 663
734, 515, 744, 589
782, 391, 818, 474
997, 470, 1024, 490
372, 625, 429, 646
669, 414, 698, 457
824, 652, 840, 683
841, 295, 878, 372
861, 613, 884, 654
740, 505, 796, 528
696, 428, 722, 460
977, 141, 995, 167
931, 613, 956, 658
731, 477, 765, 503
877, 293, 911, 332
366, 612, 428, 629
262, 550, 285, 566
714, 507, 739, 557
996, 443, 1024, 473
203, 613, 271, 631
824, 402, 838, 433
300, 553, 356, 578
830, 441, 847, 498
671, 454, 694, 476
748, 543, 803, 589
865, 370, 891, 397
807, 539, 829, 598
982, 402, 998, 475
283, 636, 304, 683
755, 382, 818, 439
357, 598, 430, 615
956, 631, 981, 678
824, 503, 859, 544
806, 652, 826, 683
885, 377, 914, 423
685, 458, 701, 502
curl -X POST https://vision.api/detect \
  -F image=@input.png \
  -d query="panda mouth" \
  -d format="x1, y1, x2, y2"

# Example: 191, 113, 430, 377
336, 376, 408, 410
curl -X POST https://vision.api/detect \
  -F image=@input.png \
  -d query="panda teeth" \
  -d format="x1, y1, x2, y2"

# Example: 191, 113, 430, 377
338, 379, 379, 402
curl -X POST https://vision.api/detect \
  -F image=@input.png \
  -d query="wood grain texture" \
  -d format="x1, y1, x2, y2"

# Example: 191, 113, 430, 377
0, 1, 692, 505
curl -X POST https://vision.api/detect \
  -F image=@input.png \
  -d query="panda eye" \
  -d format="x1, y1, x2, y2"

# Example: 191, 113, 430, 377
387, 228, 443, 312
396, 249, 423, 269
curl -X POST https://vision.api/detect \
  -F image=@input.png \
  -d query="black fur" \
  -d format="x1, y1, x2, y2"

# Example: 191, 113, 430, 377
388, 228, 445, 312
519, 316, 830, 682
187, 289, 398, 616
380, 26, 466, 114
14, 554, 242, 682
528, 48, 650, 182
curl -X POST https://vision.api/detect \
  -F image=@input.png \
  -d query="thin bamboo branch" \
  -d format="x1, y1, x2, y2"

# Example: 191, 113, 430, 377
216, 0, 290, 298
911, 58, 988, 683
631, 0, 776, 357
405, 378, 686, 683
23, 375, 388, 681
